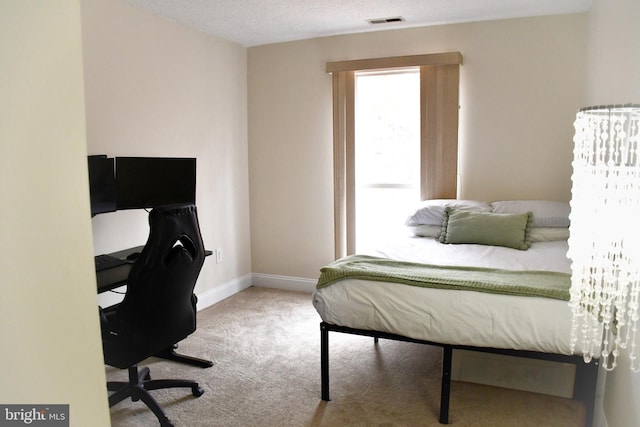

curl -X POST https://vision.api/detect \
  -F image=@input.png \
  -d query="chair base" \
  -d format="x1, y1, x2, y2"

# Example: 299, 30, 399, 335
156, 344, 214, 368
107, 365, 204, 427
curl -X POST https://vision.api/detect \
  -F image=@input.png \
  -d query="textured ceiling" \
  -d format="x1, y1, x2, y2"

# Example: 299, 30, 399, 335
123, 0, 592, 47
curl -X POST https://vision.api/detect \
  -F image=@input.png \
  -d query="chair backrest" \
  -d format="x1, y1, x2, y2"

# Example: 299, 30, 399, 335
116, 204, 205, 356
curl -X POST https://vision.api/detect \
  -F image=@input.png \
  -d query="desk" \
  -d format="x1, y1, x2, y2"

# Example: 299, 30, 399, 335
95, 246, 140, 293
96, 246, 213, 293
96, 264, 132, 293
96, 246, 214, 368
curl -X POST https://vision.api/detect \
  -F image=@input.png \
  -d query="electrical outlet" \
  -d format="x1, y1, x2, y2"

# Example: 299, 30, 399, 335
215, 248, 222, 264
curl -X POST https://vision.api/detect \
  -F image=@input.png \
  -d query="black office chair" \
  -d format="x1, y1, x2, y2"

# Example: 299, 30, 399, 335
100, 204, 206, 427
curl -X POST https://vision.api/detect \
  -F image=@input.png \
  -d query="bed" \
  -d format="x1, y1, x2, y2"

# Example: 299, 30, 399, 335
312, 199, 599, 425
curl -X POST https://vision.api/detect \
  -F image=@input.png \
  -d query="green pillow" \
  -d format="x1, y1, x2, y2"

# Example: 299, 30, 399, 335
439, 207, 533, 250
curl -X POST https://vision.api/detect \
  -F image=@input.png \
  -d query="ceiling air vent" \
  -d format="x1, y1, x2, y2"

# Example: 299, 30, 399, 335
367, 16, 405, 25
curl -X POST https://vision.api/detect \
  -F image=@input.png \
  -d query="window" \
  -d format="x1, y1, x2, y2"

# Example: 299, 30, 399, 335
355, 69, 420, 251
328, 53, 462, 258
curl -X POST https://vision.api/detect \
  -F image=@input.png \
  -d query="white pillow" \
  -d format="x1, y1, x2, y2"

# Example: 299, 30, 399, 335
405, 199, 492, 226
490, 200, 570, 227
407, 224, 443, 238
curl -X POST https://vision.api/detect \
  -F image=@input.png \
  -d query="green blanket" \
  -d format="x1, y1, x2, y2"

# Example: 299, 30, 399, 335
316, 255, 570, 301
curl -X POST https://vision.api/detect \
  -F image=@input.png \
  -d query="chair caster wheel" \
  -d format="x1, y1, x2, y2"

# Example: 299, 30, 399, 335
192, 386, 204, 397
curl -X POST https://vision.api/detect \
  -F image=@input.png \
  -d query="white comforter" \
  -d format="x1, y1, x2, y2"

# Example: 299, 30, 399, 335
312, 236, 575, 355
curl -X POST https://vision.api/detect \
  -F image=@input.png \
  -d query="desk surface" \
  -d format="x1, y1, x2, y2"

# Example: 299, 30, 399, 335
95, 246, 142, 293
96, 263, 132, 293
96, 246, 212, 293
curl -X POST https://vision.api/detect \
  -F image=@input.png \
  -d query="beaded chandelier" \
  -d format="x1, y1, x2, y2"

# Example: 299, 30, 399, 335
568, 104, 640, 371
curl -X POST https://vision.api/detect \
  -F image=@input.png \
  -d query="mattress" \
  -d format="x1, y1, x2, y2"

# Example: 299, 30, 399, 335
312, 236, 575, 355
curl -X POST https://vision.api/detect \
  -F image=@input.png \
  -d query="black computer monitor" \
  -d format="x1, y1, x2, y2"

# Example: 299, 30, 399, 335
88, 155, 117, 216
115, 157, 196, 210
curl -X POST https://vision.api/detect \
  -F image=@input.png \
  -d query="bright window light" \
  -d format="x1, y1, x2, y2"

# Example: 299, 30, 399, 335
355, 69, 420, 251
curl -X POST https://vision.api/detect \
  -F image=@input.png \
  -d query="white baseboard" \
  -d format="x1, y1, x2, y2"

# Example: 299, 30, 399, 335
593, 366, 608, 427
194, 272, 316, 312
196, 273, 253, 311
597, 412, 608, 427
251, 273, 316, 293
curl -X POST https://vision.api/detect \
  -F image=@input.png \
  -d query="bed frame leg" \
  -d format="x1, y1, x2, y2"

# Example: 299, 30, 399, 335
574, 359, 599, 427
320, 322, 330, 401
439, 345, 452, 424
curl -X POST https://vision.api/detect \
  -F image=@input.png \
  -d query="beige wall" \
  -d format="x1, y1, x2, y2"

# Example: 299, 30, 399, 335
0, 0, 110, 424
585, 2, 640, 427
586, 0, 640, 104
82, 0, 252, 295
5, 1, 635, 425
248, 14, 588, 279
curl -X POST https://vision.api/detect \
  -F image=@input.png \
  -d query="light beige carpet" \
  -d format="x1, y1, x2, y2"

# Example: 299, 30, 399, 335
107, 286, 585, 426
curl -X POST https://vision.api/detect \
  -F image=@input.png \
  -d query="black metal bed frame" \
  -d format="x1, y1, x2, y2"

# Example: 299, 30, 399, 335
320, 321, 599, 426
